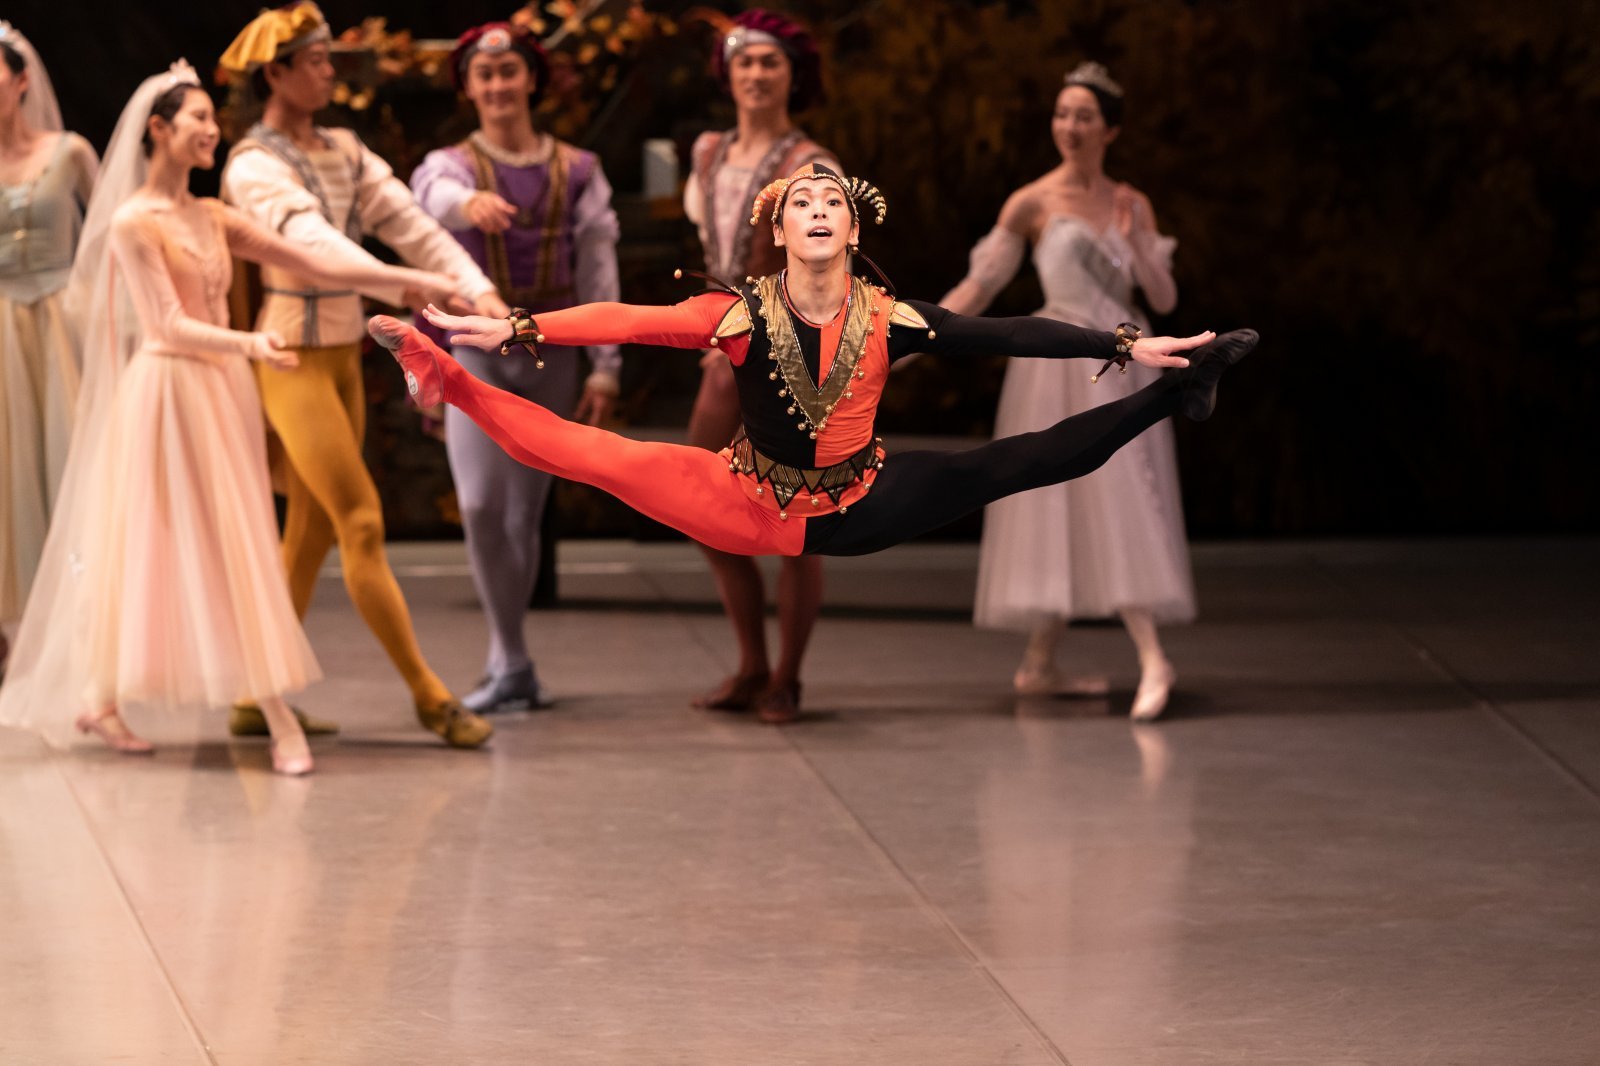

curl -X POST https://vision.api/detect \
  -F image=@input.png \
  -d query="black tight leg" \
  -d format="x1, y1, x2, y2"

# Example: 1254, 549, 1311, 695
804, 376, 1182, 557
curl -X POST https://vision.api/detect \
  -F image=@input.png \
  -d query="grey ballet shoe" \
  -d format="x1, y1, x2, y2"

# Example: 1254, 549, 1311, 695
462, 665, 545, 714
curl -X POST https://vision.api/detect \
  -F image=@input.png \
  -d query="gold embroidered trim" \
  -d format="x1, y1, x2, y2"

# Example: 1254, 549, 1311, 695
889, 300, 930, 331
756, 273, 875, 438
715, 297, 752, 339
729, 429, 882, 508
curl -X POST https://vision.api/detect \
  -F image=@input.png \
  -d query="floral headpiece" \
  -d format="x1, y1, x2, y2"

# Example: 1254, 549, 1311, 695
450, 21, 550, 100
750, 162, 886, 229
218, 2, 331, 74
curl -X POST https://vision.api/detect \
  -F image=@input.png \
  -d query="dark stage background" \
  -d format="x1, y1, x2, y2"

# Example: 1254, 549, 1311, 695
11, 0, 1596, 537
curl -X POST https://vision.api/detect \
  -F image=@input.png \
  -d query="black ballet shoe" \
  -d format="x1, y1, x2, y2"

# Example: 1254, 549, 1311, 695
368, 315, 445, 406
462, 666, 545, 714
1172, 328, 1259, 421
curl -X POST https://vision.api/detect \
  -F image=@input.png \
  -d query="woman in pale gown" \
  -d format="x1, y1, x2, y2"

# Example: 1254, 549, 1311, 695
0, 23, 98, 671
943, 63, 1195, 721
0, 64, 457, 773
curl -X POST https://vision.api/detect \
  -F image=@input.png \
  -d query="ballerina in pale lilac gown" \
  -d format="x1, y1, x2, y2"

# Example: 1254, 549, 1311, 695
943, 63, 1195, 721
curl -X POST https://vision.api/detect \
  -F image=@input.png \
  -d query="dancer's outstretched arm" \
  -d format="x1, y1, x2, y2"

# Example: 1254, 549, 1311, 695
892, 300, 1208, 368
423, 293, 743, 354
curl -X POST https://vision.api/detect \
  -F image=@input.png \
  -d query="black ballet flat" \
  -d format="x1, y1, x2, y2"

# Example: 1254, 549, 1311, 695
1175, 328, 1259, 421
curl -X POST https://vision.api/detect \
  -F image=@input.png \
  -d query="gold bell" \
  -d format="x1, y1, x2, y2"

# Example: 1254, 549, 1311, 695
811, 496, 821, 507
673, 268, 683, 279
709, 336, 719, 347
839, 505, 848, 514
779, 511, 788, 520
927, 330, 937, 340
769, 371, 778, 380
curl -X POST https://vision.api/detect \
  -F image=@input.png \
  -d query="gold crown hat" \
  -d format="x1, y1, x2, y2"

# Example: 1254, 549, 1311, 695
750, 162, 887, 228
218, 2, 331, 73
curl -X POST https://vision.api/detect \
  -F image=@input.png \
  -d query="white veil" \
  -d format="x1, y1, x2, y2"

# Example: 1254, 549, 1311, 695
0, 61, 201, 746
0, 21, 62, 132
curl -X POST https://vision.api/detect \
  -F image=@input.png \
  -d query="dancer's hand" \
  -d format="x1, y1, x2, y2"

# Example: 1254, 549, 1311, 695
422, 304, 512, 350
1131, 331, 1213, 369
1112, 185, 1145, 238
465, 191, 517, 234
474, 291, 511, 320
574, 373, 620, 426
249, 330, 299, 370
401, 272, 461, 316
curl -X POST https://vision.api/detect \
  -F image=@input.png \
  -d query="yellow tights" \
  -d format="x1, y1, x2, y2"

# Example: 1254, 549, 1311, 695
256, 344, 452, 709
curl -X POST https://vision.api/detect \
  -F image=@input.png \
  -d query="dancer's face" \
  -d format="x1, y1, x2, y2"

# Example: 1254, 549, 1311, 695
1053, 86, 1118, 162
774, 178, 858, 268
265, 42, 335, 112
150, 88, 220, 171
729, 43, 792, 115
464, 50, 534, 125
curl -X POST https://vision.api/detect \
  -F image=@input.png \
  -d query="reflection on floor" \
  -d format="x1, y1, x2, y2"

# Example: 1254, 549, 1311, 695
2, 538, 1597, 1065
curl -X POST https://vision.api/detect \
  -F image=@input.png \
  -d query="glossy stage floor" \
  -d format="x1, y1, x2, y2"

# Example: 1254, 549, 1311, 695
2, 537, 1596, 1065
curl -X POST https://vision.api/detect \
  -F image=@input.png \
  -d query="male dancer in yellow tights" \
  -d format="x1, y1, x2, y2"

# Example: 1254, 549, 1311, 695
218, 3, 500, 747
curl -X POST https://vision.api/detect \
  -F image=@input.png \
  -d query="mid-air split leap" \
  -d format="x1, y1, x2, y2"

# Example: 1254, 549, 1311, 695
373, 162, 1256, 570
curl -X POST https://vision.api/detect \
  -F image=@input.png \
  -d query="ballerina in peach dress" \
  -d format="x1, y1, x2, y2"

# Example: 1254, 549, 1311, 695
0, 63, 456, 774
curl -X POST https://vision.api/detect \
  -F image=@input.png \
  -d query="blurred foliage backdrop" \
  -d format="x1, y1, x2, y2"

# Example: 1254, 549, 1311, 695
17, 0, 1598, 536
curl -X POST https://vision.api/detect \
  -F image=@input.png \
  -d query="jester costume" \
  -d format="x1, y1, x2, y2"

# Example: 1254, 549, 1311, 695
376, 165, 1256, 563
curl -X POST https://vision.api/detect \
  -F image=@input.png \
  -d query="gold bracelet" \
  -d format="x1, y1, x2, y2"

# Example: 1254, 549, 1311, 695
1092, 323, 1142, 383
500, 307, 546, 368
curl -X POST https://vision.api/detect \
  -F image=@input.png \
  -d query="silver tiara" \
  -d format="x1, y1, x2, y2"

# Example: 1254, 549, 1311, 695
164, 58, 202, 91
1064, 61, 1123, 99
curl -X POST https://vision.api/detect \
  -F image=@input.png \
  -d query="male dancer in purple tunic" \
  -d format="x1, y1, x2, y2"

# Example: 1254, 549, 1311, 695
411, 23, 622, 711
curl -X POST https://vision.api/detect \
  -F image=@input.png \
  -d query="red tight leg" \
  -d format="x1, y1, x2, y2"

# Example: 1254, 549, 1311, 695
430, 350, 805, 559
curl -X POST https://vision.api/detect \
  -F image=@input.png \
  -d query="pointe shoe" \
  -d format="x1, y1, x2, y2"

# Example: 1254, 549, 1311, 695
1014, 664, 1110, 698
74, 709, 154, 754
368, 314, 445, 406
416, 698, 494, 749
691, 672, 769, 712
270, 738, 315, 776
755, 682, 802, 725
1173, 328, 1259, 421
229, 702, 340, 736
462, 665, 545, 714
1130, 660, 1176, 722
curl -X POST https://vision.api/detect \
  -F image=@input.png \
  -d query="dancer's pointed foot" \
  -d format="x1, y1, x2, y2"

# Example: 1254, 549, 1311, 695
416, 697, 494, 748
755, 682, 802, 724
1013, 663, 1114, 697
462, 666, 545, 713
1174, 328, 1259, 421
270, 735, 315, 776
75, 708, 154, 754
229, 702, 340, 736
368, 314, 446, 406
691, 671, 770, 712
1130, 659, 1176, 722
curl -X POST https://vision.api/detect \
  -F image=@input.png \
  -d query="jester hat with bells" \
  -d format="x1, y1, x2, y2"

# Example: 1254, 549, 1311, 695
750, 162, 893, 289
218, 2, 331, 74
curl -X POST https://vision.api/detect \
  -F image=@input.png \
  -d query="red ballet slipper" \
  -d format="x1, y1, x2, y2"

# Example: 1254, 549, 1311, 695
368, 315, 447, 407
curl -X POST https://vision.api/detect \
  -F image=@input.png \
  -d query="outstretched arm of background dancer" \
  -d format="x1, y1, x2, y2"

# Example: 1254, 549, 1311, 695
893, 300, 1209, 368
422, 292, 743, 355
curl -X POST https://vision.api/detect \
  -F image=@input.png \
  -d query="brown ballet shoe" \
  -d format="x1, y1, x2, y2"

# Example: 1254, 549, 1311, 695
229, 702, 340, 736
75, 709, 154, 754
415, 698, 494, 749
755, 682, 802, 725
369, 315, 445, 406
691, 672, 770, 712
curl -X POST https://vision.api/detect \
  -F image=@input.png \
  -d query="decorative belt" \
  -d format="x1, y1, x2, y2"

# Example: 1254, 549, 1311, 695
263, 285, 355, 348
727, 427, 882, 508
